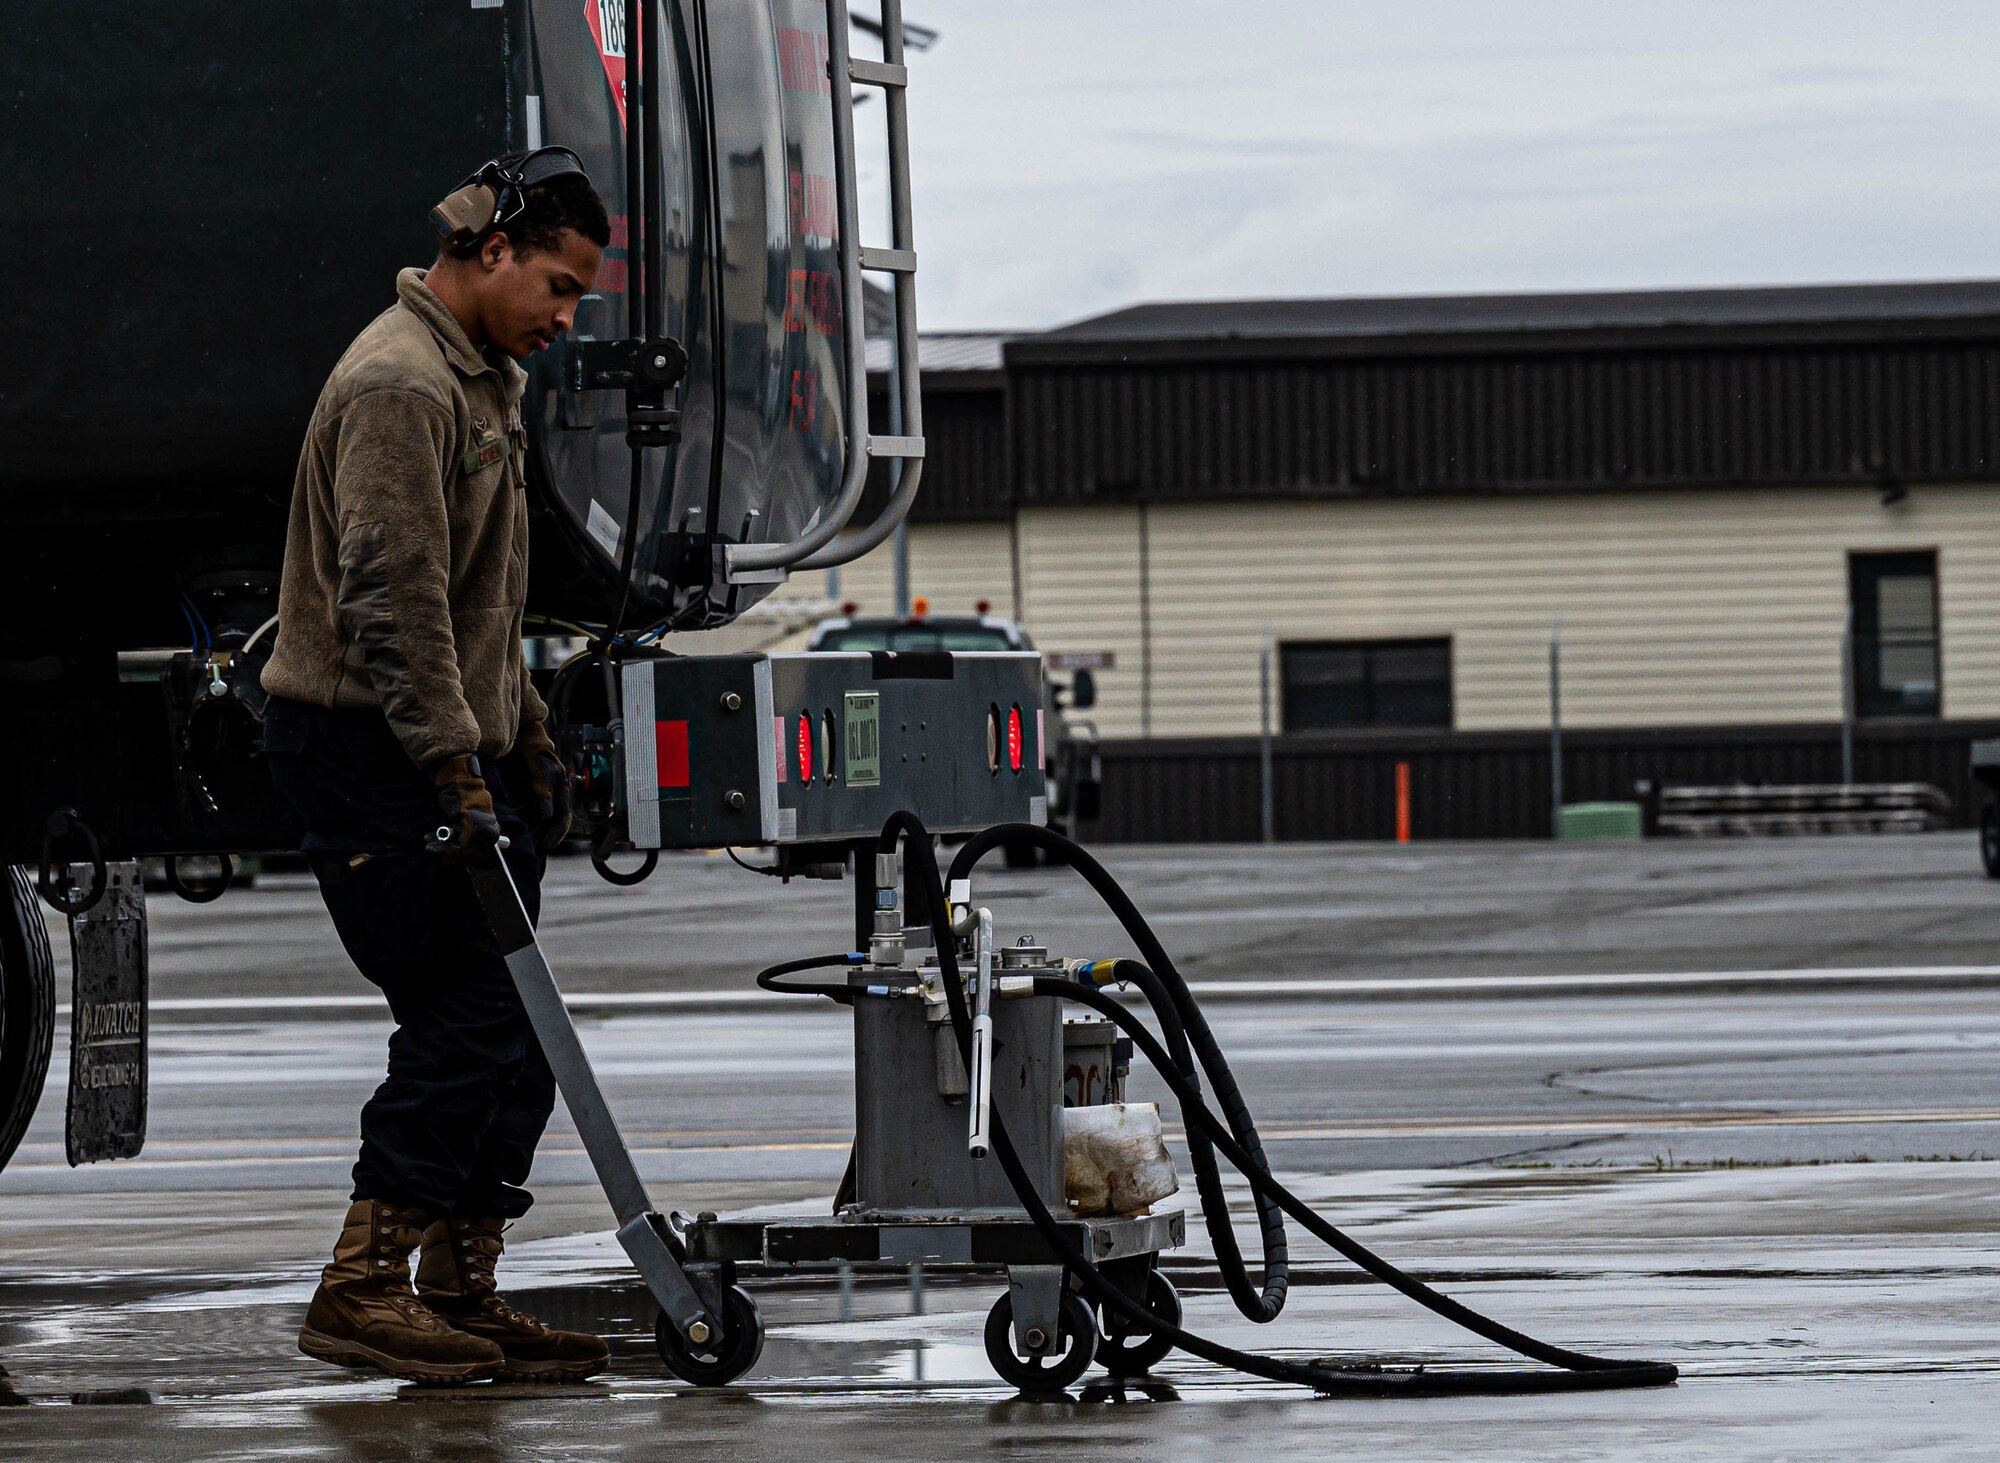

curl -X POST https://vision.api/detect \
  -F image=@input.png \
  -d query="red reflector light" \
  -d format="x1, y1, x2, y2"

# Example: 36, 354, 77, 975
796, 712, 813, 785
657, 720, 690, 789
1006, 705, 1023, 774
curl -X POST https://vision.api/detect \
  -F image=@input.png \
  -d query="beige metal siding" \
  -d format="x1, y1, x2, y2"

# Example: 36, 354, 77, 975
1015, 506, 1151, 733
1011, 485, 2000, 737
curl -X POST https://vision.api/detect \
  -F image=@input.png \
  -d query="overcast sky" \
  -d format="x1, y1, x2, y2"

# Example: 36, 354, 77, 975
852, 1, 2000, 331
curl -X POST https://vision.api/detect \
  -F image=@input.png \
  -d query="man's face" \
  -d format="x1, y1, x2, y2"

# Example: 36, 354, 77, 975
478, 228, 605, 360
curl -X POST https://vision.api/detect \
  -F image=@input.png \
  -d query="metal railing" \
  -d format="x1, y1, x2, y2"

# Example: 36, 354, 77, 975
724, 0, 925, 581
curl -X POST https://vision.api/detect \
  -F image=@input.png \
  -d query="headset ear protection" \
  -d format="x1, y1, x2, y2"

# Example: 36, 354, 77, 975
430, 146, 592, 258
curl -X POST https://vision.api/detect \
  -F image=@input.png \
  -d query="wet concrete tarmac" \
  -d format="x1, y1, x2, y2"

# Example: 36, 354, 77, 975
6, 836, 2000, 1454
10, 987, 2000, 1203
6, 983, 2000, 1455
81, 830, 2000, 1001
4, 1162, 1999, 1457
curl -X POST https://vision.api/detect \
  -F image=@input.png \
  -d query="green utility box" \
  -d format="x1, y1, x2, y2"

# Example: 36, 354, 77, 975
1558, 801, 1644, 840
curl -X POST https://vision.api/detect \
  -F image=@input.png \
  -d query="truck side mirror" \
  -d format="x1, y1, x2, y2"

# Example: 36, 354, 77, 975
1070, 669, 1097, 710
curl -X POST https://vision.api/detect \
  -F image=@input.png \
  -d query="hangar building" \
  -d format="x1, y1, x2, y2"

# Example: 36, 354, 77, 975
758, 282, 2000, 839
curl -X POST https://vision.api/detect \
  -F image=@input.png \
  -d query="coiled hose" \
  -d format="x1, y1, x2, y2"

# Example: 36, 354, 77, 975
870, 813, 1678, 1396
950, 828, 1289, 1324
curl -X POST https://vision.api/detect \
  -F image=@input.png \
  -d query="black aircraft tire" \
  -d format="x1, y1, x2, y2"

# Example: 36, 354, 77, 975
0, 865, 56, 1173
1983, 806, 2000, 880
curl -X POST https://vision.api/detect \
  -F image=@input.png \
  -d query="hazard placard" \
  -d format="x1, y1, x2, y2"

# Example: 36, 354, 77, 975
583, 0, 634, 126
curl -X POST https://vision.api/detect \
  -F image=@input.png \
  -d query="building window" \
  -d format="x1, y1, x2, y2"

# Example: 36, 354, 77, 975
1849, 550, 1940, 718
1281, 638, 1452, 730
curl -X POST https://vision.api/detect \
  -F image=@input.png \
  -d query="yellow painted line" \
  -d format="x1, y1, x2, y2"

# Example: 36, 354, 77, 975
50, 1111, 1984, 1151
30, 1125, 857, 1154
1, 1140, 857, 1172
1190, 1109, 2000, 1142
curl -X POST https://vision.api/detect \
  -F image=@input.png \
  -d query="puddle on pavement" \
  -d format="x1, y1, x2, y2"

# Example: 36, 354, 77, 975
0, 1263, 1312, 1407
8, 1179, 1999, 1410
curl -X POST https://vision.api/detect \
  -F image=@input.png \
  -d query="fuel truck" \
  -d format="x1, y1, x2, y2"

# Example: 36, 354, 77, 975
0, 0, 1052, 1172
0, 8, 1697, 1402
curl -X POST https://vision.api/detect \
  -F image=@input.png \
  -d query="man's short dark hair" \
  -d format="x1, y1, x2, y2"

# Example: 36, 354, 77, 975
502, 162, 612, 257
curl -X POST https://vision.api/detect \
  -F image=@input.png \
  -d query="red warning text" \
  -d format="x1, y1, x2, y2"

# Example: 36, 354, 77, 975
788, 169, 837, 244
783, 268, 842, 336
789, 368, 820, 431
777, 27, 830, 96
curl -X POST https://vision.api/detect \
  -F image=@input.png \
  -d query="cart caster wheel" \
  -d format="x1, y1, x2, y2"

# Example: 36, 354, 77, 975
983, 1289, 1097, 1393
655, 1285, 765, 1386
1098, 1270, 1181, 1377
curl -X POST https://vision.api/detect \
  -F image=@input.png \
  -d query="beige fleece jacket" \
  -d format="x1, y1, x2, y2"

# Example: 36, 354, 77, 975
263, 269, 548, 767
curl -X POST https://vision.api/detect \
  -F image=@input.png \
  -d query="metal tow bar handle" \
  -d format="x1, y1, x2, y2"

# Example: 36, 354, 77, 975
451, 835, 716, 1352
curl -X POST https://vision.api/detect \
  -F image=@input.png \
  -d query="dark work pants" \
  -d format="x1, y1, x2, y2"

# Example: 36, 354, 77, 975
263, 697, 554, 1219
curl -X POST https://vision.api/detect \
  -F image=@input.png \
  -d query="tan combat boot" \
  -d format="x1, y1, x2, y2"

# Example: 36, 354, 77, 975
417, 1216, 611, 1382
298, 1199, 505, 1385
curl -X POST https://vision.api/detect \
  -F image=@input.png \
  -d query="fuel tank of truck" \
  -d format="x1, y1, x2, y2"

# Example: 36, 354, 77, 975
0, 0, 855, 644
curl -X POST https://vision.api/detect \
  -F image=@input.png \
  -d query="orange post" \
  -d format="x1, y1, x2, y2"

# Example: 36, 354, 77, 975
1394, 761, 1411, 844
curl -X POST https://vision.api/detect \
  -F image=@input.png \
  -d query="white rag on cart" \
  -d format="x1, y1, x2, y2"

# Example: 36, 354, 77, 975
1062, 1102, 1180, 1216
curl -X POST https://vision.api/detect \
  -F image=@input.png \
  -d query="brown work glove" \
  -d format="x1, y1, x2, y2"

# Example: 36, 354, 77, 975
510, 716, 573, 855
431, 753, 502, 866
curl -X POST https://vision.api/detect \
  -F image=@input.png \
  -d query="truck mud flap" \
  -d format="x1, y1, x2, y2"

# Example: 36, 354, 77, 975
65, 861, 147, 1165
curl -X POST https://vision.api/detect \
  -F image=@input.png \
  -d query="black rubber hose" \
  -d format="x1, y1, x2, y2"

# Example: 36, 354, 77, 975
886, 812, 1678, 1396
952, 820, 1676, 1377
589, 839, 658, 888
601, 0, 649, 653
547, 649, 595, 729
37, 808, 106, 917
949, 825, 1289, 1324
1073, 958, 1284, 1324
688, 0, 731, 577
1036, 975, 1682, 1382
163, 854, 231, 905
756, 951, 861, 1004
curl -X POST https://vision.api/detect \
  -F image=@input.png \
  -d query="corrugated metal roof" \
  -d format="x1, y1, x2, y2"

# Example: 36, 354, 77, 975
878, 281, 2000, 521
1022, 281, 2000, 361
865, 331, 1010, 374
1011, 340, 2000, 503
